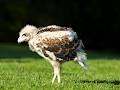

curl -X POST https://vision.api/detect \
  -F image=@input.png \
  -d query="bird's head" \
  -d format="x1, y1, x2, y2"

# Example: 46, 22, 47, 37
18, 25, 38, 43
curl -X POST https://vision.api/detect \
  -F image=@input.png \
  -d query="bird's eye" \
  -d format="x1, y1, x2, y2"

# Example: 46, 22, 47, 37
22, 34, 27, 36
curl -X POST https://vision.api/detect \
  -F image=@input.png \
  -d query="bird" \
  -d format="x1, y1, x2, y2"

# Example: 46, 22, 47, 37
17, 25, 87, 83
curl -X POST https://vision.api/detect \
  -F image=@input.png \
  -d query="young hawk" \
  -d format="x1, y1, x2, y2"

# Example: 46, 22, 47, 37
18, 25, 87, 83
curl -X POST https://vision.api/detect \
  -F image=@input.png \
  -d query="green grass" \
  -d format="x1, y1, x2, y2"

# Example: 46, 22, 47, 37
0, 43, 120, 90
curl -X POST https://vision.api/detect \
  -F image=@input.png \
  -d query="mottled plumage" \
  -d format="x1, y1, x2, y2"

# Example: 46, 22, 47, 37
18, 25, 87, 83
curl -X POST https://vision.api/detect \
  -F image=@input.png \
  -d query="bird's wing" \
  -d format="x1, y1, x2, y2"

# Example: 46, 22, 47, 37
43, 37, 80, 59
35, 30, 80, 59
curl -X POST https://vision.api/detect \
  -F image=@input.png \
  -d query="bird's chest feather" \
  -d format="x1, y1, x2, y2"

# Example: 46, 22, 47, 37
28, 39, 45, 57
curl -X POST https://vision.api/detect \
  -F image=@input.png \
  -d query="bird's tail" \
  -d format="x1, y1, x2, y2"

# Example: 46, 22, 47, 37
74, 40, 88, 70
76, 50, 88, 70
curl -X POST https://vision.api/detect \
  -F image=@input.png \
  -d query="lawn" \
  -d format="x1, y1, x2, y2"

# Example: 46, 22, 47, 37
0, 43, 120, 90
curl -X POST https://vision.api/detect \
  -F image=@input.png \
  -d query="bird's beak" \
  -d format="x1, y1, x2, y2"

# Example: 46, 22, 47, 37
17, 37, 24, 43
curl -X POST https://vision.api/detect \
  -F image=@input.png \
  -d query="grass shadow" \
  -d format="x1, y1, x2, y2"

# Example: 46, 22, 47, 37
0, 43, 40, 59
86, 50, 120, 60
75, 79, 120, 85
0, 58, 40, 63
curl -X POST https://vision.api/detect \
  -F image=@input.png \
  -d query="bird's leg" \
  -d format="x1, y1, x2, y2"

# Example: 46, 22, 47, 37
52, 61, 61, 83
45, 51, 56, 61
52, 73, 57, 83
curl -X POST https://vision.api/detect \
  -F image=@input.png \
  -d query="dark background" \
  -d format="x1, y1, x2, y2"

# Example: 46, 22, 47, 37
0, 0, 120, 52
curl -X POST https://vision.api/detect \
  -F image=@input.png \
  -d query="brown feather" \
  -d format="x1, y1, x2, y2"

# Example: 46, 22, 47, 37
35, 35, 80, 60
